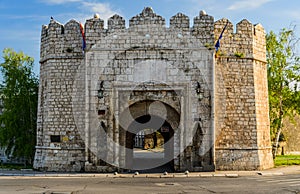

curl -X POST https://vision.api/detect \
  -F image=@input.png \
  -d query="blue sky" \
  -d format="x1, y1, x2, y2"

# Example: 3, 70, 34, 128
1, 0, 300, 75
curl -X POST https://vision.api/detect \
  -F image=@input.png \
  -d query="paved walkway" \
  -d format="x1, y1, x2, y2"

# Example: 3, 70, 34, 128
0, 165, 299, 178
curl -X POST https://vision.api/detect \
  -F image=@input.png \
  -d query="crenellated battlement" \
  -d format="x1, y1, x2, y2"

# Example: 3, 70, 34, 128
108, 14, 126, 31
129, 7, 165, 27
35, 7, 273, 172
214, 18, 266, 61
170, 13, 189, 30
40, 19, 84, 61
40, 7, 265, 63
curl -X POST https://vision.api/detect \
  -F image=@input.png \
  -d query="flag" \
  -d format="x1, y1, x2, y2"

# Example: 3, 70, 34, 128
79, 23, 86, 51
215, 21, 228, 52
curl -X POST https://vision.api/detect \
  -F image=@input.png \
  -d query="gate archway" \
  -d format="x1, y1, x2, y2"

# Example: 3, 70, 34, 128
119, 100, 180, 172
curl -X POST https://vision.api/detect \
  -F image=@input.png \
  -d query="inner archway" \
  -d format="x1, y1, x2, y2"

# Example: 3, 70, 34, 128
120, 100, 180, 172
127, 115, 175, 172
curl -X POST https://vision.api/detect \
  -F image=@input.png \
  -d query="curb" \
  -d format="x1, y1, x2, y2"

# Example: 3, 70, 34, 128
0, 171, 291, 178
0, 172, 242, 178
257, 172, 284, 176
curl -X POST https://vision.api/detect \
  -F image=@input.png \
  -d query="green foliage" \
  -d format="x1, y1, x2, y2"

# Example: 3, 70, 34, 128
234, 51, 244, 58
274, 155, 300, 166
215, 49, 226, 57
266, 26, 300, 158
0, 163, 32, 170
204, 43, 215, 50
0, 48, 39, 165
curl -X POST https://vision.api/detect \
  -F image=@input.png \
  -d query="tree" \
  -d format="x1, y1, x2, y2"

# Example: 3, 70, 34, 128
0, 48, 39, 165
266, 26, 300, 158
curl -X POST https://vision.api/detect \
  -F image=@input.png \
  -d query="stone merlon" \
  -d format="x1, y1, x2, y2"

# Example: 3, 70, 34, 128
40, 7, 265, 62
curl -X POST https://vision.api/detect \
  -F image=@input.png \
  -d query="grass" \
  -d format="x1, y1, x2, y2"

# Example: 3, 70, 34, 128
274, 155, 300, 167
0, 163, 32, 170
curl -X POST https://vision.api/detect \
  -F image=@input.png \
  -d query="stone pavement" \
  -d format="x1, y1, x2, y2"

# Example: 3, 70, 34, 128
0, 165, 299, 178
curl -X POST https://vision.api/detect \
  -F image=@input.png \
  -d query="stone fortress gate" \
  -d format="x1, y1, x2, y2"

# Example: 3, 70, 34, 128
34, 7, 274, 172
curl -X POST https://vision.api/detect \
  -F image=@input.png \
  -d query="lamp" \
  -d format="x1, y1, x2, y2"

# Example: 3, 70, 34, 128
196, 81, 204, 101
196, 82, 201, 94
97, 81, 104, 99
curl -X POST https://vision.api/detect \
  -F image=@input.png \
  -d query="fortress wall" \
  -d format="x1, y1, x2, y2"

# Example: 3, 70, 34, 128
35, 19, 86, 171
214, 19, 273, 170
34, 7, 273, 172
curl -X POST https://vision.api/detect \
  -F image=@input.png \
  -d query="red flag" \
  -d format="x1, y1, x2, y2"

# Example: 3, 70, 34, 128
79, 23, 86, 51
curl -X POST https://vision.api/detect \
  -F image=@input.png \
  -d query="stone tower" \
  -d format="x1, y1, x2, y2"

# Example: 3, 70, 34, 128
33, 7, 273, 172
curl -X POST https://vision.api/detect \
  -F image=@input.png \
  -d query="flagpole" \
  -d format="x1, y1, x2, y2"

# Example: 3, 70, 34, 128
215, 20, 229, 52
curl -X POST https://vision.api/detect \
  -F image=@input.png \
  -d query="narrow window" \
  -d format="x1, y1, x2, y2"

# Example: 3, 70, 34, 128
50, 135, 61, 143
98, 109, 106, 115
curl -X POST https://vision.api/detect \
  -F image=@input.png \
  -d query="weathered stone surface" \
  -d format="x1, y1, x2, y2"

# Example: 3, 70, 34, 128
34, 8, 273, 172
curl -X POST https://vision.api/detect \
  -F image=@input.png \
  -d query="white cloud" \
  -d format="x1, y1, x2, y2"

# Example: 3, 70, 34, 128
39, 0, 119, 24
228, 0, 273, 10
80, 2, 118, 21
41, 0, 82, 5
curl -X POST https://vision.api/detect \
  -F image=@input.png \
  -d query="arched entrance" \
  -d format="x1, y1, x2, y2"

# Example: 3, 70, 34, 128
128, 115, 174, 172
119, 100, 180, 172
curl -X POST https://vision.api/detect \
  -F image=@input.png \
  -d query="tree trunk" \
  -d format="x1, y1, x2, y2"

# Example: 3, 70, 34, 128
273, 122, 282, 158
273, 93, 284, 159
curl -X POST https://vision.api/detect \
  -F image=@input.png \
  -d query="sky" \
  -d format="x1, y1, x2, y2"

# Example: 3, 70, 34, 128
1, 0, 300, 75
